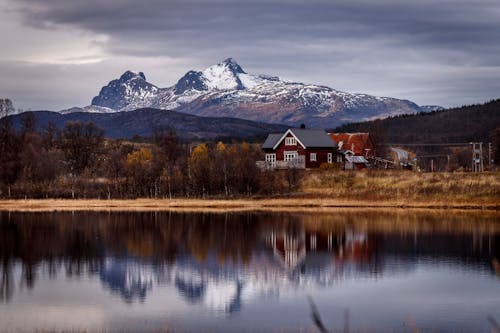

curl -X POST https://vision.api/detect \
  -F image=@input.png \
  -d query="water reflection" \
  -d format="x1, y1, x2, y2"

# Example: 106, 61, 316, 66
1, 210, 500, 331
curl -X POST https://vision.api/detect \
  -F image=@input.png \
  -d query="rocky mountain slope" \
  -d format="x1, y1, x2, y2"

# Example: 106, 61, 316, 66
71, 58, 433, 128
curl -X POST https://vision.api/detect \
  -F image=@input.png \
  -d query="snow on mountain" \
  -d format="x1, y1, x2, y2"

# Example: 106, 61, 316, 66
91, 70, 160, 110
83, 58, 434, 128
419, 105, 445, 112
201, 58, 245, 90
60, 105, 116, 114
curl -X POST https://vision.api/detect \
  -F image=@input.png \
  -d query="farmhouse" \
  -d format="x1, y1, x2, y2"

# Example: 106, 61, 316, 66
260, 128, 337, 169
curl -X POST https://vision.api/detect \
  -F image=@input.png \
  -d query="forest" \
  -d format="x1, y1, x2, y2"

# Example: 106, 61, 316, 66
0, 112, 297, 199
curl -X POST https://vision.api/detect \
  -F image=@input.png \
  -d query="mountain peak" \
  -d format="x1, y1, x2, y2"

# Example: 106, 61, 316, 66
174, 70, 208, 95
199, 58, 246, 91
221, 58, 245, 74
91, 70, 157, 110
119, 70, 146, 82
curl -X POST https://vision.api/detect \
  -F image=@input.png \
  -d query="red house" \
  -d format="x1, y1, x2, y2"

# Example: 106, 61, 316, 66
261, 129, 337, 169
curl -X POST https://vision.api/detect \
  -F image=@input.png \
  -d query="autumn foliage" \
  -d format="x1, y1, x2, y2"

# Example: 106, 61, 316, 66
0, 114, 288, 198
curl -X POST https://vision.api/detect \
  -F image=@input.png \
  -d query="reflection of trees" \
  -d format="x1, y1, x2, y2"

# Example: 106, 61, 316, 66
0, 210, 499, 304
1, 217, 14, 302
1, 259, 13, 302
0, 211, 270, 301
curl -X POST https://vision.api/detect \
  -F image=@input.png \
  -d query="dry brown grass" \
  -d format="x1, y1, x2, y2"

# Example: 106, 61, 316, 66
301, 170, 500, 206
0, 197, 497, 212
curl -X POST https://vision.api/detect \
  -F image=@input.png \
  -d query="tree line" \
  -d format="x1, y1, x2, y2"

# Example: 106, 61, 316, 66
0, 112, 293, 199
334, 99, 500, 151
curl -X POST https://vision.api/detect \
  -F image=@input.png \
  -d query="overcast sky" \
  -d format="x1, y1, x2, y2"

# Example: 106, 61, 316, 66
1, 0, 499, 111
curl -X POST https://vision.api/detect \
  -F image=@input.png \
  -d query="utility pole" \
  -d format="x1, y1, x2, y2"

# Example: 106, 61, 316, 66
488, 142, 492, 171
471, 142, 484, 172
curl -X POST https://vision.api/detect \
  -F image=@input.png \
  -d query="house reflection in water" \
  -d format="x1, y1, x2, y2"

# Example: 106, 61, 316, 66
266, 223, 377, 287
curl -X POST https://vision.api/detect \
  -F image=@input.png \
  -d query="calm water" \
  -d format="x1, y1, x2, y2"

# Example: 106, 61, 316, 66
1, 210, 500, 332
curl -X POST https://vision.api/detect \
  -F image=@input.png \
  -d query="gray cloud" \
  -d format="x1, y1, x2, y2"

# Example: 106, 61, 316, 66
2, 0, 500, 109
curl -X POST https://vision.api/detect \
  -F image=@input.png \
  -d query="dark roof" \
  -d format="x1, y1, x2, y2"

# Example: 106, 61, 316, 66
262, 133, 283, 149
293, 129, 336, 148
262, 129, 336, 149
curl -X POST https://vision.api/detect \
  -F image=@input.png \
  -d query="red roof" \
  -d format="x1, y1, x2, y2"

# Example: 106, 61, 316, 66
328, 133, 374, 156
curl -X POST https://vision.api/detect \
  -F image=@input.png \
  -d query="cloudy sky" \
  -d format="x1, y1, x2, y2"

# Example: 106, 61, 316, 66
1, 0, 499, 111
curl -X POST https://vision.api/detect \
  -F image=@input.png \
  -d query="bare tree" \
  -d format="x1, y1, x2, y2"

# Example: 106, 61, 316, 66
59, 121, 104, 176
0, 108, 20, 197
0, 98, 14, 120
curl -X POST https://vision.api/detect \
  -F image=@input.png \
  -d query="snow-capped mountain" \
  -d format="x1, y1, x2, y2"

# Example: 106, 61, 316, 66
86, 58, 432, 128
91, 70, 159, 110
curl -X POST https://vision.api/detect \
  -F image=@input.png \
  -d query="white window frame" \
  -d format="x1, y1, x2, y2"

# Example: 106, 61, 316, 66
285, 137, 297, 146
310, 153, 317, 162
337, 155, 343, 163
265, 153, 276, 166
327, 153, 332, 163
284, 151, 298, 161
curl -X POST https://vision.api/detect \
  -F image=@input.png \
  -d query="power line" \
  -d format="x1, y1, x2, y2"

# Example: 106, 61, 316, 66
416, 154, 450, 158
379, 143, 470, 147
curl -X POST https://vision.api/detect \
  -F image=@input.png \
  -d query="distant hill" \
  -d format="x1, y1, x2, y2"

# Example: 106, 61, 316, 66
7, 108, 289, 141
333, 99, 500, 144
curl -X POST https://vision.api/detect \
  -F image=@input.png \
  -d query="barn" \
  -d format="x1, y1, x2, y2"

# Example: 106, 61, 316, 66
328, 133, 376, 158
328, 132, 375, 170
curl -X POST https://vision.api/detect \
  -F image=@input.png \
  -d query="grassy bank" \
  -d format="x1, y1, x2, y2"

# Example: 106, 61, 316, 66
0, 197, 497, 212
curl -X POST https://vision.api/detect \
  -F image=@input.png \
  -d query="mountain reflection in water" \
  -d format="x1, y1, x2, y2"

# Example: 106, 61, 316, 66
1, 210, 499, 331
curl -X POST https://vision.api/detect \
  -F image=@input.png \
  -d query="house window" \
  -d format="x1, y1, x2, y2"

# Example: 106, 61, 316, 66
327, 153, 332, 163
265, 153, 276, 166
310, 153, 317, 162
284, 151, 297, 161
337, 155, 343, 163
285, 137, 297, 146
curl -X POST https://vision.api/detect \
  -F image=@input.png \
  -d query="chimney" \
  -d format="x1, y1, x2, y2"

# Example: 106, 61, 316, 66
300, 123, 306, 129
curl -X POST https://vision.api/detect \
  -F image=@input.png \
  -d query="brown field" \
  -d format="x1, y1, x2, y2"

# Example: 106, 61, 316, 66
300, 170, 500, 204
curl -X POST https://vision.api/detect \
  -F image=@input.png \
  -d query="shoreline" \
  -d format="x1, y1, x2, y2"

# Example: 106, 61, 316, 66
0, 198, 498, 212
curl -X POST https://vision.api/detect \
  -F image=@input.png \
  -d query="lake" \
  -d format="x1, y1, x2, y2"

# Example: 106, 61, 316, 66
1, 210, 499, 332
